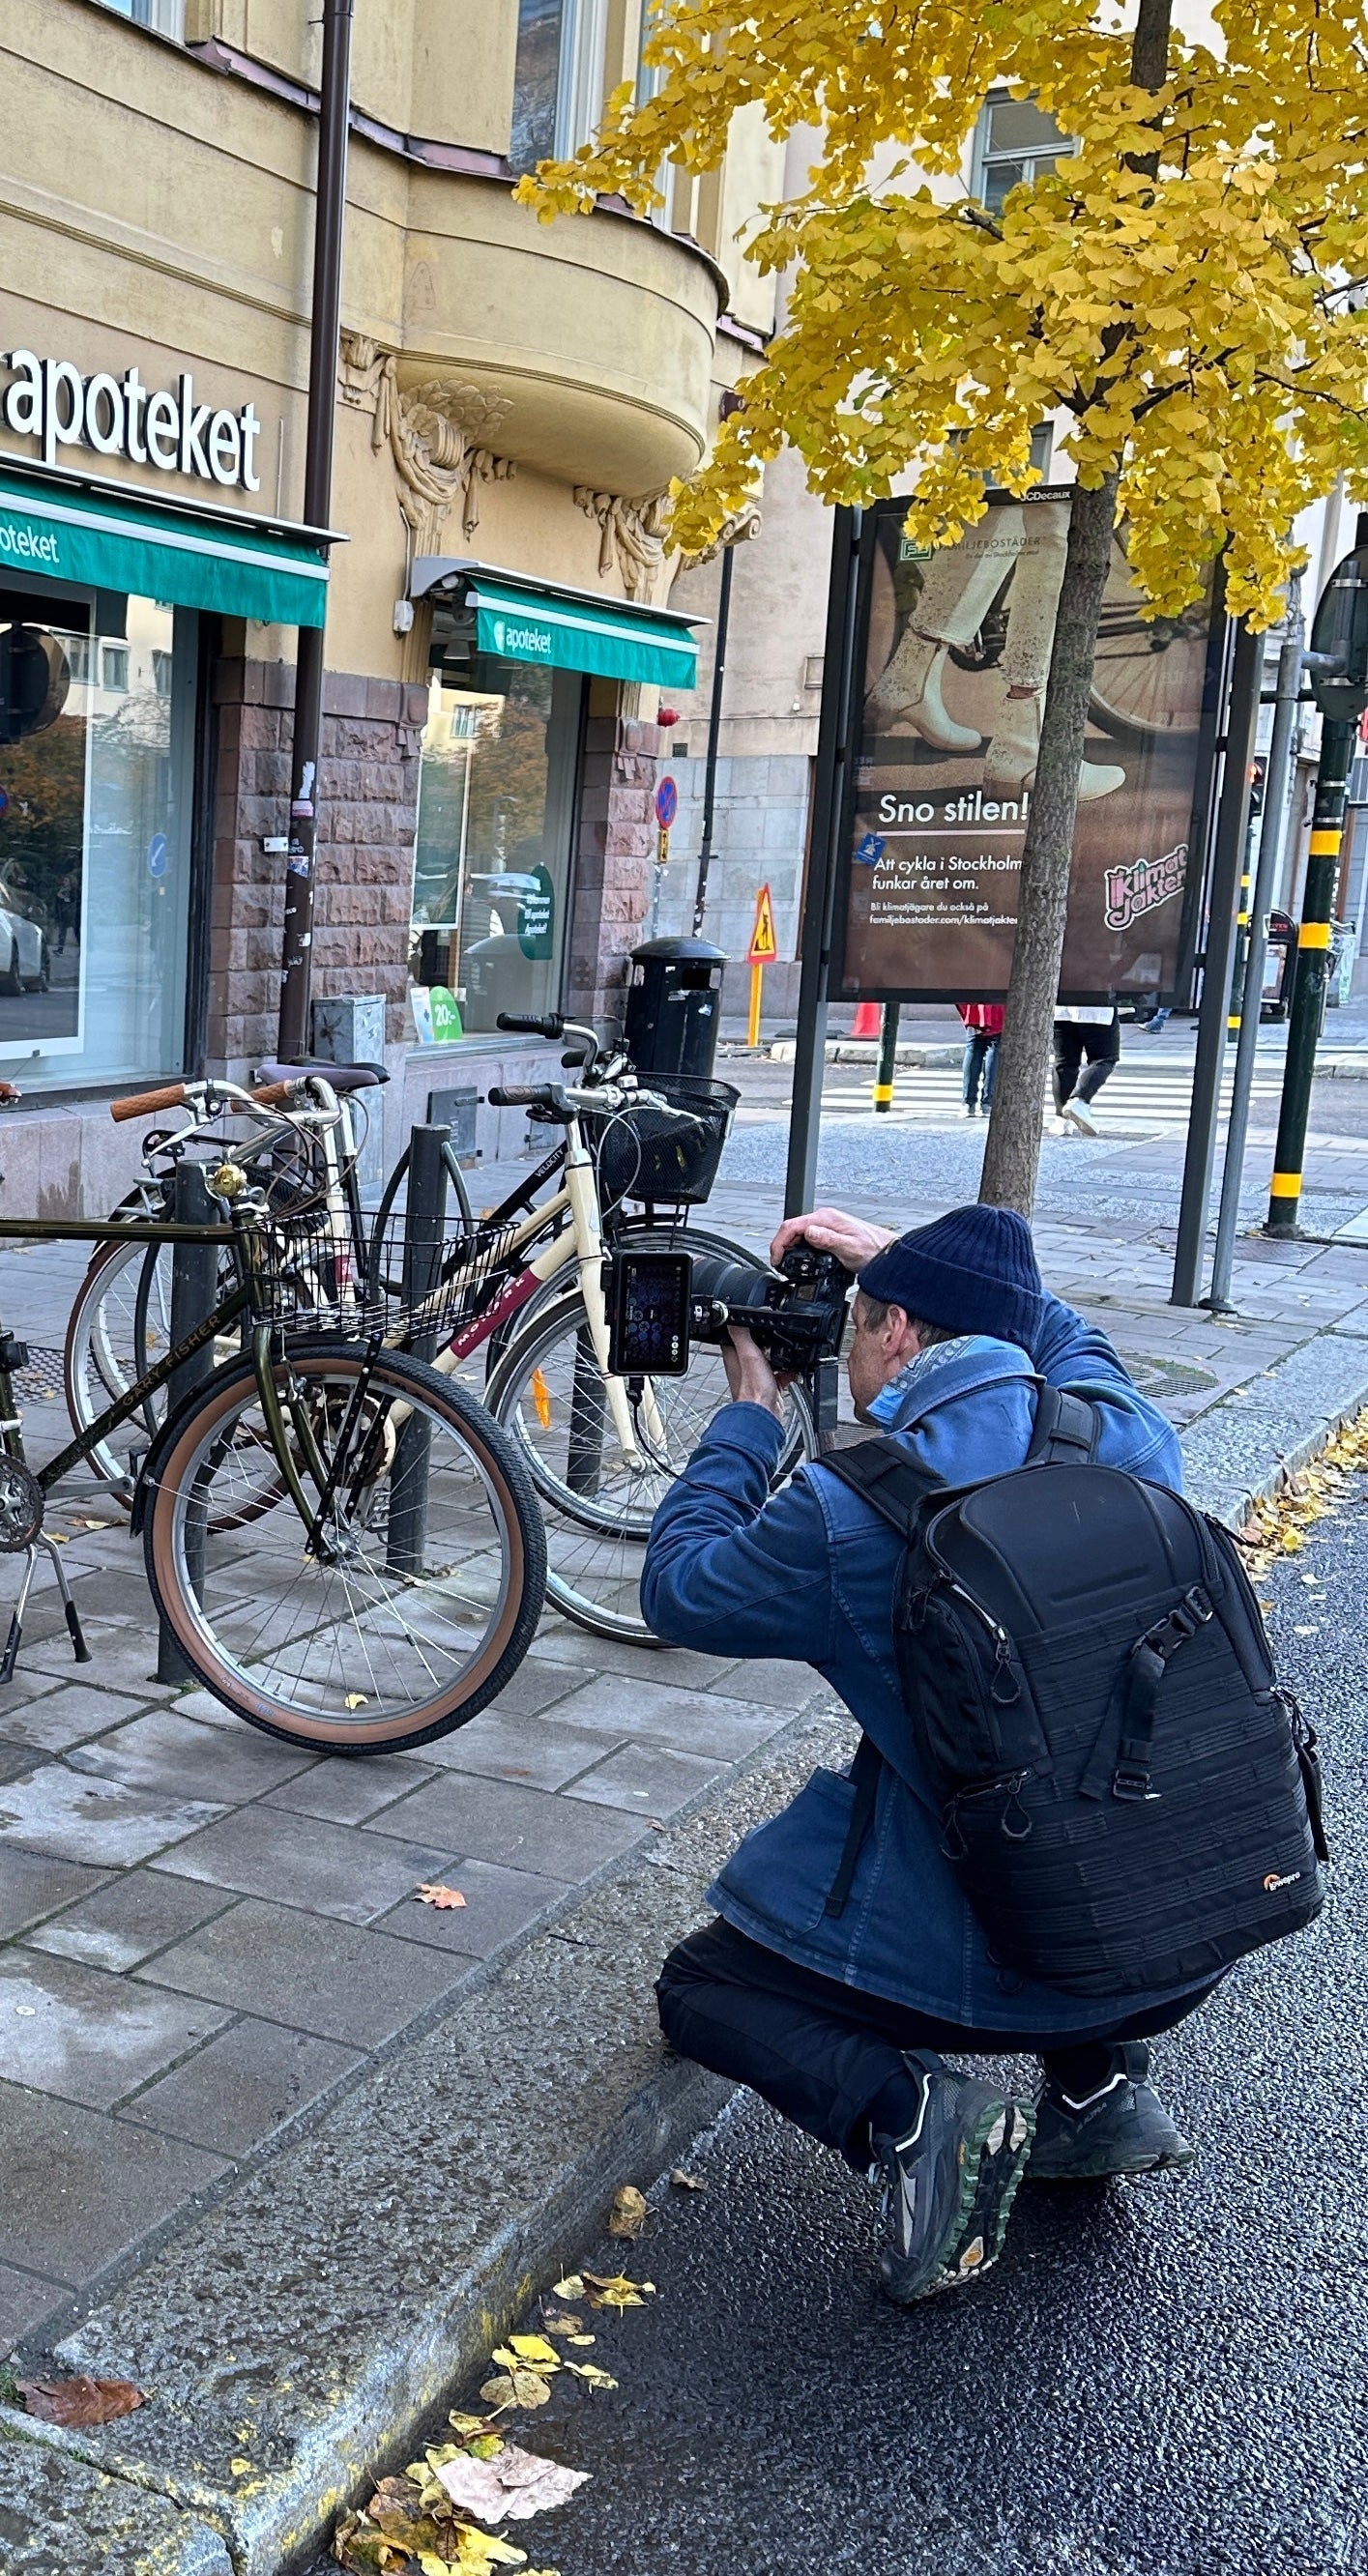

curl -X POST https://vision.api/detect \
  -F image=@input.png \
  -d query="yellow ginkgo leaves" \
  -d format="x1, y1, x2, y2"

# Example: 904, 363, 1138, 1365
516, 0, 1368, 627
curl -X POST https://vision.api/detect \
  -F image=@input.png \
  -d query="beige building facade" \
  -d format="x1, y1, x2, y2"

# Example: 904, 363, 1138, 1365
0, 0, 784, 1204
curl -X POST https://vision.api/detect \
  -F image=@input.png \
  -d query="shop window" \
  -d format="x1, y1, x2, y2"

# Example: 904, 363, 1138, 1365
971, 95, 1071, 213
509, 0, 608, 172
153, 650, 173, 698
411, 660, 583, 1040
0, 585, 194, 1085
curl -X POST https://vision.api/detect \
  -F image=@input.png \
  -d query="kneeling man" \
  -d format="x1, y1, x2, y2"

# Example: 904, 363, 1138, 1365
644, 1204, 1217, 2303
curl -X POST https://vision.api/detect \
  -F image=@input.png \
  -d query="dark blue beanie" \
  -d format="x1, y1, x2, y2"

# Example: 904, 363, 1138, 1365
858, 1204, 1044, 1352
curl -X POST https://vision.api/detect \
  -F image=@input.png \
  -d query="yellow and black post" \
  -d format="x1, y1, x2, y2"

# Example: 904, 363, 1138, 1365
1266, 724, 1353, 1233
1266, 526, 1368, 1237
873, 1002, 901, 1112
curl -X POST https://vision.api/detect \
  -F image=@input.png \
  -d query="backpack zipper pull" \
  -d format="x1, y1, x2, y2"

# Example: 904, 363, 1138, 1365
990, 1635, 1020, 1704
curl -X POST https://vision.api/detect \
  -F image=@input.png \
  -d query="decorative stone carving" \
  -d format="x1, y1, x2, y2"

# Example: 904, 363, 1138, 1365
679, 501, 764, 570
339, 333, 515, 549
573, 488, 673, 600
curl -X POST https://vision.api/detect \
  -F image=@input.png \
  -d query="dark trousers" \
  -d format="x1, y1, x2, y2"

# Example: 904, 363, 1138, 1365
1053, 1015, 1120, 1112
657, 1918, 1216, 2168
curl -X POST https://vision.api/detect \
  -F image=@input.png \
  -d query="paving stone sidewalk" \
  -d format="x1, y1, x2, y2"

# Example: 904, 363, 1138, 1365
4, 1047, 1368, 2359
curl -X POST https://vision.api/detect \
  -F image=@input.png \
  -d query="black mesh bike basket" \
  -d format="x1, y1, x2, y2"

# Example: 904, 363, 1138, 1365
585, 1075, 739, 1207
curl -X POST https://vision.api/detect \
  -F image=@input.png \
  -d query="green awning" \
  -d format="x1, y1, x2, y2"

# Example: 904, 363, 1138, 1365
470, 577, 698, 689
0, 468, 331, 626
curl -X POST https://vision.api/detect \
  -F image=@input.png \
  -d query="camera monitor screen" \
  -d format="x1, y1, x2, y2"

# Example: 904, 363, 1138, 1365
607, 1251, 692, 1377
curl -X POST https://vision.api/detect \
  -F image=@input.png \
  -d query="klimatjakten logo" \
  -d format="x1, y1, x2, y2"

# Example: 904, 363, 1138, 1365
1103, 843, 1187, 932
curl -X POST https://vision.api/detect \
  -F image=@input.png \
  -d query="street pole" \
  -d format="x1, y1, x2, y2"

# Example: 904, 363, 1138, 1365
1265, 715, 1353, 1234
784, 507, 863, 1220
277, 0, 355, 1062
1171, 618, 1262, 1305
1266, 524, 1368, 1236
873, 1001, 900, 1112
692, 541, 735, 938
1206, 589, 1304, 1309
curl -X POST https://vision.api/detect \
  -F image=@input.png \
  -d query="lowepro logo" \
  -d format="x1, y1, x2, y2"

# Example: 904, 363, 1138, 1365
1263, 1868, 1302, 1892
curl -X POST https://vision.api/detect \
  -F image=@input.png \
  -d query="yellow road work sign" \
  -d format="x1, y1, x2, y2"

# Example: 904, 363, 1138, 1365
747, 883, 778, 964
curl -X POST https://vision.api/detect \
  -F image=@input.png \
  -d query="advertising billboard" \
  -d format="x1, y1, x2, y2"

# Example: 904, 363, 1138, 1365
835, 492, 1216, 1003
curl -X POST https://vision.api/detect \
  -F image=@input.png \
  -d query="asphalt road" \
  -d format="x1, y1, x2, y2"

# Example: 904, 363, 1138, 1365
369, 1470, 1368, 2576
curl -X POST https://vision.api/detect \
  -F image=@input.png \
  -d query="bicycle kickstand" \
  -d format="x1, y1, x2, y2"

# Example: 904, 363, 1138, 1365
0, 1536, 93, 1683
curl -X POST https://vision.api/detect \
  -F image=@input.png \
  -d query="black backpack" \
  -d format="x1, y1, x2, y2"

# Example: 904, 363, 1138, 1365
821, 1388, 1328, 1998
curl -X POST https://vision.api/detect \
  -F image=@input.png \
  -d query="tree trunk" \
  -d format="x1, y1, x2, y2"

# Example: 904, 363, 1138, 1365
977, 471, 1120, 1214
978, 0, 1172, 1217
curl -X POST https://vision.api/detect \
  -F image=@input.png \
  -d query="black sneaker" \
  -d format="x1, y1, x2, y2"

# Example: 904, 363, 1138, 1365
870, 2054, 1035, 2304
1027, 2041, 1196, 2182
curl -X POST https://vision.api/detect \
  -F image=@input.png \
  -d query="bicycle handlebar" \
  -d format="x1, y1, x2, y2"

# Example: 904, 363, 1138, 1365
495, 1013, 564, 1040
486, 1084, 564, 1112
110, 1078, 293, 1125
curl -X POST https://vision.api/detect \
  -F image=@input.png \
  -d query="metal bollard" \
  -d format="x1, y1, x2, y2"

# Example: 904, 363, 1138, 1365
387, 1125, 450, 1574
157, 1160, 220, 1685
872, 1002, 901, 1112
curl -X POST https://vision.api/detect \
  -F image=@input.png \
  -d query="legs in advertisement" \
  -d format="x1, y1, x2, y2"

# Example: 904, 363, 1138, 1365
868, 505, 1126, 800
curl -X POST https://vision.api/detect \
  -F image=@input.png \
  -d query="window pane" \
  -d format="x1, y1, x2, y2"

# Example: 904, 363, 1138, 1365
510, 0, 567, 173
983, 158, 1031, 213
412, 660, 582, 1038
986, 98, 1064, 157
0, 591, 193, 1081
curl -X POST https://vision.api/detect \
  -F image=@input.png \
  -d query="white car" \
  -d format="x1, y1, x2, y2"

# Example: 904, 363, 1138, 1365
0, 883, 49, 995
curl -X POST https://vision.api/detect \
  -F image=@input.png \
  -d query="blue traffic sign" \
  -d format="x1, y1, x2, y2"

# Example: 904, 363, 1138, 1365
655, 775, 679, 830
147, 832, 168, 880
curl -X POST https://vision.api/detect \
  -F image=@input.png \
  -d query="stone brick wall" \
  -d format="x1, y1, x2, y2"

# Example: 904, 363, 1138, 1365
566, 711, 663, 1028
207, 659, 428, 1071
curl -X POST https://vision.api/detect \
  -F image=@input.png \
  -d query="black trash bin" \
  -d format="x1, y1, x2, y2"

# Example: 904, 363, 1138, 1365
623, 935, 727, 1079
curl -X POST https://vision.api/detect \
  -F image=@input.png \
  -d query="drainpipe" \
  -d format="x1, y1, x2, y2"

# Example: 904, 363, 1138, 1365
277, 0, 355, 1062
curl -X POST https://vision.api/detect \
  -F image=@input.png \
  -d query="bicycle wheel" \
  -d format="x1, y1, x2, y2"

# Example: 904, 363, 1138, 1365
64, 1234, 247, 1501
143, 1341, 546, 1751
485, 1293, 819, 1643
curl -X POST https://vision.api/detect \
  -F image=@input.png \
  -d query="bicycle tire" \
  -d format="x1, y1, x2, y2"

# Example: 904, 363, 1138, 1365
485, 1291, 819, 1643
142, 1340, 546, 1751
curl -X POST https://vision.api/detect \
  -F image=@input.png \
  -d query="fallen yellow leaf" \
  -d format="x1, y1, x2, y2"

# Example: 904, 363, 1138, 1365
480, 2370, 552, 2411
581, 2270, 653, 2309
551, 2274, 585, 2301
507, 2334, 560, 2367
416, 1883, 468, 1910
344, 1693, 369, 1710
606, 2185, 647, 2239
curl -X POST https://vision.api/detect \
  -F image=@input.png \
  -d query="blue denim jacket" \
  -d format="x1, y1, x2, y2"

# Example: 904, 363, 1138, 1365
641, 1293, 1205, 2032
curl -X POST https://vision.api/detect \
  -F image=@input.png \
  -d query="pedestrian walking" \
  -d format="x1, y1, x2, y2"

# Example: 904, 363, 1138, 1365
643, 1205, 1215, 2307
956, 1001, 1003, 1117
1052, 1003, 1120, 1135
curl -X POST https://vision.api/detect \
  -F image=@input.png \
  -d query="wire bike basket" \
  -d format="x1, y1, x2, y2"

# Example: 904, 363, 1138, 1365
584, 1073, 739, 1209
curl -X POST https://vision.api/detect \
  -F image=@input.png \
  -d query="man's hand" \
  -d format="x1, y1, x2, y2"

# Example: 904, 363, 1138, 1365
721, 1323, 784, 1418
770, 1206, 896, 1274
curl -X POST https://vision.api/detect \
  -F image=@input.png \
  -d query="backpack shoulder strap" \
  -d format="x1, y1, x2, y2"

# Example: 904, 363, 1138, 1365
1026, 1382, 1101, 1465
818, 1437, 941, 1537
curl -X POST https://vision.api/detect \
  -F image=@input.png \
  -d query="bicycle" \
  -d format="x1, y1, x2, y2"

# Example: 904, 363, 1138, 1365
64, 1062, 385, 1497
0, 1085, 547, 1753
358, 1017, 822, 1644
